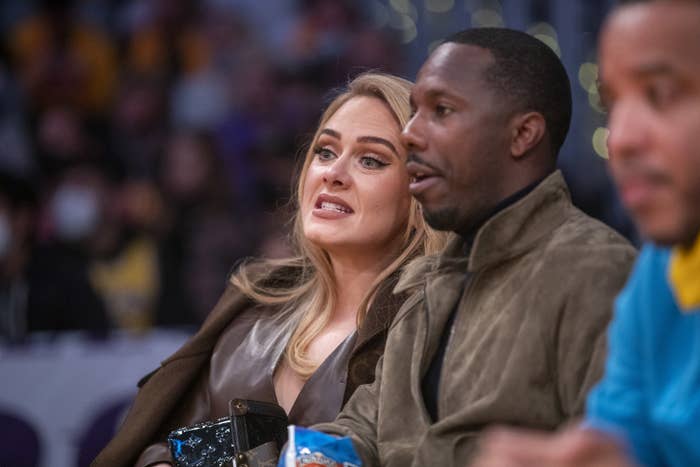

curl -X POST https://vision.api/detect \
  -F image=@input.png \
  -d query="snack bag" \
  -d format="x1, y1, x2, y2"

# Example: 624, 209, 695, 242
279, 425, 362, 467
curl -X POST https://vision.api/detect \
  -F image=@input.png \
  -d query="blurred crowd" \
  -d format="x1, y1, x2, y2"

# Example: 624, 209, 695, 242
0, 0, 404, 340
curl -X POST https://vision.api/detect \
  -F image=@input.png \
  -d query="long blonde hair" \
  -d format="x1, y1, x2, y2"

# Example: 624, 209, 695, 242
231, 72, 446, 378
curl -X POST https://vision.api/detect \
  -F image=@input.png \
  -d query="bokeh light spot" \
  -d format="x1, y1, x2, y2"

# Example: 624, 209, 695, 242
425, 0, 455, 14
471, 9, 504, 27
593, 127, 610, 159
578, 62, 599, 93
527, 22, 557, 38
390, 0, 418, 19
533, 33, 561, 57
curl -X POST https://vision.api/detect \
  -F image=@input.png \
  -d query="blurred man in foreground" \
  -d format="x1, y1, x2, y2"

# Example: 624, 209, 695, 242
473, 1, 700, 466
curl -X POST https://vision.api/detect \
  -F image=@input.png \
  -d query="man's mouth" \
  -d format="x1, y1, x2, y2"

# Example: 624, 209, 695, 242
614, 165, 671, 209
406, 158, 441, 196
409, 172, 430, 184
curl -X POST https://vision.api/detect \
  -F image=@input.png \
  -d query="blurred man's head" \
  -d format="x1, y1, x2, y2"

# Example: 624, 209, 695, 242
600, 0, 700, 246
402, 28, 572, 234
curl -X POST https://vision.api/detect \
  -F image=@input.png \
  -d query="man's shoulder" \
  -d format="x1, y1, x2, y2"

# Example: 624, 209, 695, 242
518, 207, 637, 294
546, 205, 636, 258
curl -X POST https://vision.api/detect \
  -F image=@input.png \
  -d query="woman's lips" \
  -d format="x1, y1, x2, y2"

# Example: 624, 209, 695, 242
313, 194, 354, 219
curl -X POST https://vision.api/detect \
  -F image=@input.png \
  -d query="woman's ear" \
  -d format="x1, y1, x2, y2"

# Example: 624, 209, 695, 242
510, 112, 546, 158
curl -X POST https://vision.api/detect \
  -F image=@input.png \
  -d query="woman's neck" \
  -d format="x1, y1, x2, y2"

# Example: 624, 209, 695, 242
327, 251, 392, 322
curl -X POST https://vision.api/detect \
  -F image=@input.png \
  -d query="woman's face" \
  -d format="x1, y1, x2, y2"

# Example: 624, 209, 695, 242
301, 95, 411, 260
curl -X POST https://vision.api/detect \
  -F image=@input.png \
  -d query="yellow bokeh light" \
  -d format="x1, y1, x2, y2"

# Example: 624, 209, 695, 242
471, 8, 504, 27
426, 0, 455, 13
533, 33, 561, 57
578, 62, 599, 93
527, 22, 558, 39
465, 0, 502, 13
397, 15, 417, 44
588, 90, 605, 114
592, 127, 610, 159
390, 0, 412, 13
390, 0, 418, 20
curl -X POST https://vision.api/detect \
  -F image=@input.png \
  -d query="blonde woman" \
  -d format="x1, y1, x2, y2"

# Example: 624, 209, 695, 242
93, 72, 445, 467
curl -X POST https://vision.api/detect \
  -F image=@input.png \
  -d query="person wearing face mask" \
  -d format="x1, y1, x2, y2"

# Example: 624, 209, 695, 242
92, 72, 447, 467
25, 163, 110, 334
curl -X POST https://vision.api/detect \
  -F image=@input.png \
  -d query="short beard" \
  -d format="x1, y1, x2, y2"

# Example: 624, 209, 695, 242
423, 206, 460, 232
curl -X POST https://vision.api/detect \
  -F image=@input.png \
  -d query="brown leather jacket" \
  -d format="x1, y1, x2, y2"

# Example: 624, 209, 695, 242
92, 267, 405, 467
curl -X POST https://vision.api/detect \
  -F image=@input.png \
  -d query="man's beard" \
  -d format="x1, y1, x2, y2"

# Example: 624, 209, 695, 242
423, 205, 460, 232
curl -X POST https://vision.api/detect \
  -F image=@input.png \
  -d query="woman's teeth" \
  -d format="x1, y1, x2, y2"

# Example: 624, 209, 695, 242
321, 201, 352, 213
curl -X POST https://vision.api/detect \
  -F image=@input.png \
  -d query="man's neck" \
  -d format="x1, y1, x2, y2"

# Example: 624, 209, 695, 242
458, 176, 546, 254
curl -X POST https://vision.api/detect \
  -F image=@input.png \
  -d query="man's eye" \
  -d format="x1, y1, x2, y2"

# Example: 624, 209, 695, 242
435, 104, 453, 117
360, 156, 388, 169
313, 147, 336, 161
646, 81, 677, 109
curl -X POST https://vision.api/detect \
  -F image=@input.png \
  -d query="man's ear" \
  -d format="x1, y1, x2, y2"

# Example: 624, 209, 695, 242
510, 112, 546, 158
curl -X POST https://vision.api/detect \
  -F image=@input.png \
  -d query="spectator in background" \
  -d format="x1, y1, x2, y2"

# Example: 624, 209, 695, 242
7, 0, 117, 117
0, 171, 37, 342
93, 72, 446, 467
158, 130, 253, 323
109, 74, 169, 180
26, 161, 110, 333
0, 0, 409, 336
472, 1, 700, 466
123, 0, 205, 81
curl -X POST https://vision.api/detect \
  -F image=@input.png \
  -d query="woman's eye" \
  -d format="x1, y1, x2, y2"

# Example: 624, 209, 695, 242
313, 147, 336, 161
360, 156, 389, 169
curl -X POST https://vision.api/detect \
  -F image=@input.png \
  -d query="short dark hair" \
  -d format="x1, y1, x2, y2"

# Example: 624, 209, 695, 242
444, 28, 572, 157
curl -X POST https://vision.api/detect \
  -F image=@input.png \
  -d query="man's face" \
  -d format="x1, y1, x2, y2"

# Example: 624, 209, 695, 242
601, 1, 700, 246
402, 43, 512, 234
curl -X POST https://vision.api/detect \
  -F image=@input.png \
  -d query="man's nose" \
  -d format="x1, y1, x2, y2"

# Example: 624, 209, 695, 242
606, 99, 649, 161
401, 113, 427, 153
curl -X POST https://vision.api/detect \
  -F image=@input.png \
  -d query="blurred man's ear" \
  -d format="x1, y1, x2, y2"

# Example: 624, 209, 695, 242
510, 112, 546, 158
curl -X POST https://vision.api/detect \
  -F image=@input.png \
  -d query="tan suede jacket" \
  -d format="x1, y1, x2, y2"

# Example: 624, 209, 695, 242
315, 171, 637, 467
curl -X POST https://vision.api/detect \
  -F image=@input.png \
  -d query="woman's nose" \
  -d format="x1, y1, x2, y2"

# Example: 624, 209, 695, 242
322, 155, 352, 187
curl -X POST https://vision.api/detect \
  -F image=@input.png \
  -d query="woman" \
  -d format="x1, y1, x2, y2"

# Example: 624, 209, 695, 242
93, 72, 445, 467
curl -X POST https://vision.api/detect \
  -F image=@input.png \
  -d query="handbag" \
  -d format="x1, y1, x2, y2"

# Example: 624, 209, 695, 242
167, 398, 288, 467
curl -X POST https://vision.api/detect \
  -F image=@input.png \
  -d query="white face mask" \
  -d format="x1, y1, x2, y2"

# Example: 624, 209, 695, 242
0, 212, 11, 258
51, 185, 100, 241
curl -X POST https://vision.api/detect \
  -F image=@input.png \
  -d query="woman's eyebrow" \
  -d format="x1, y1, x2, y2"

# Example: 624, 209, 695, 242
357, 136, 398, 156
320, 128, 341, 139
